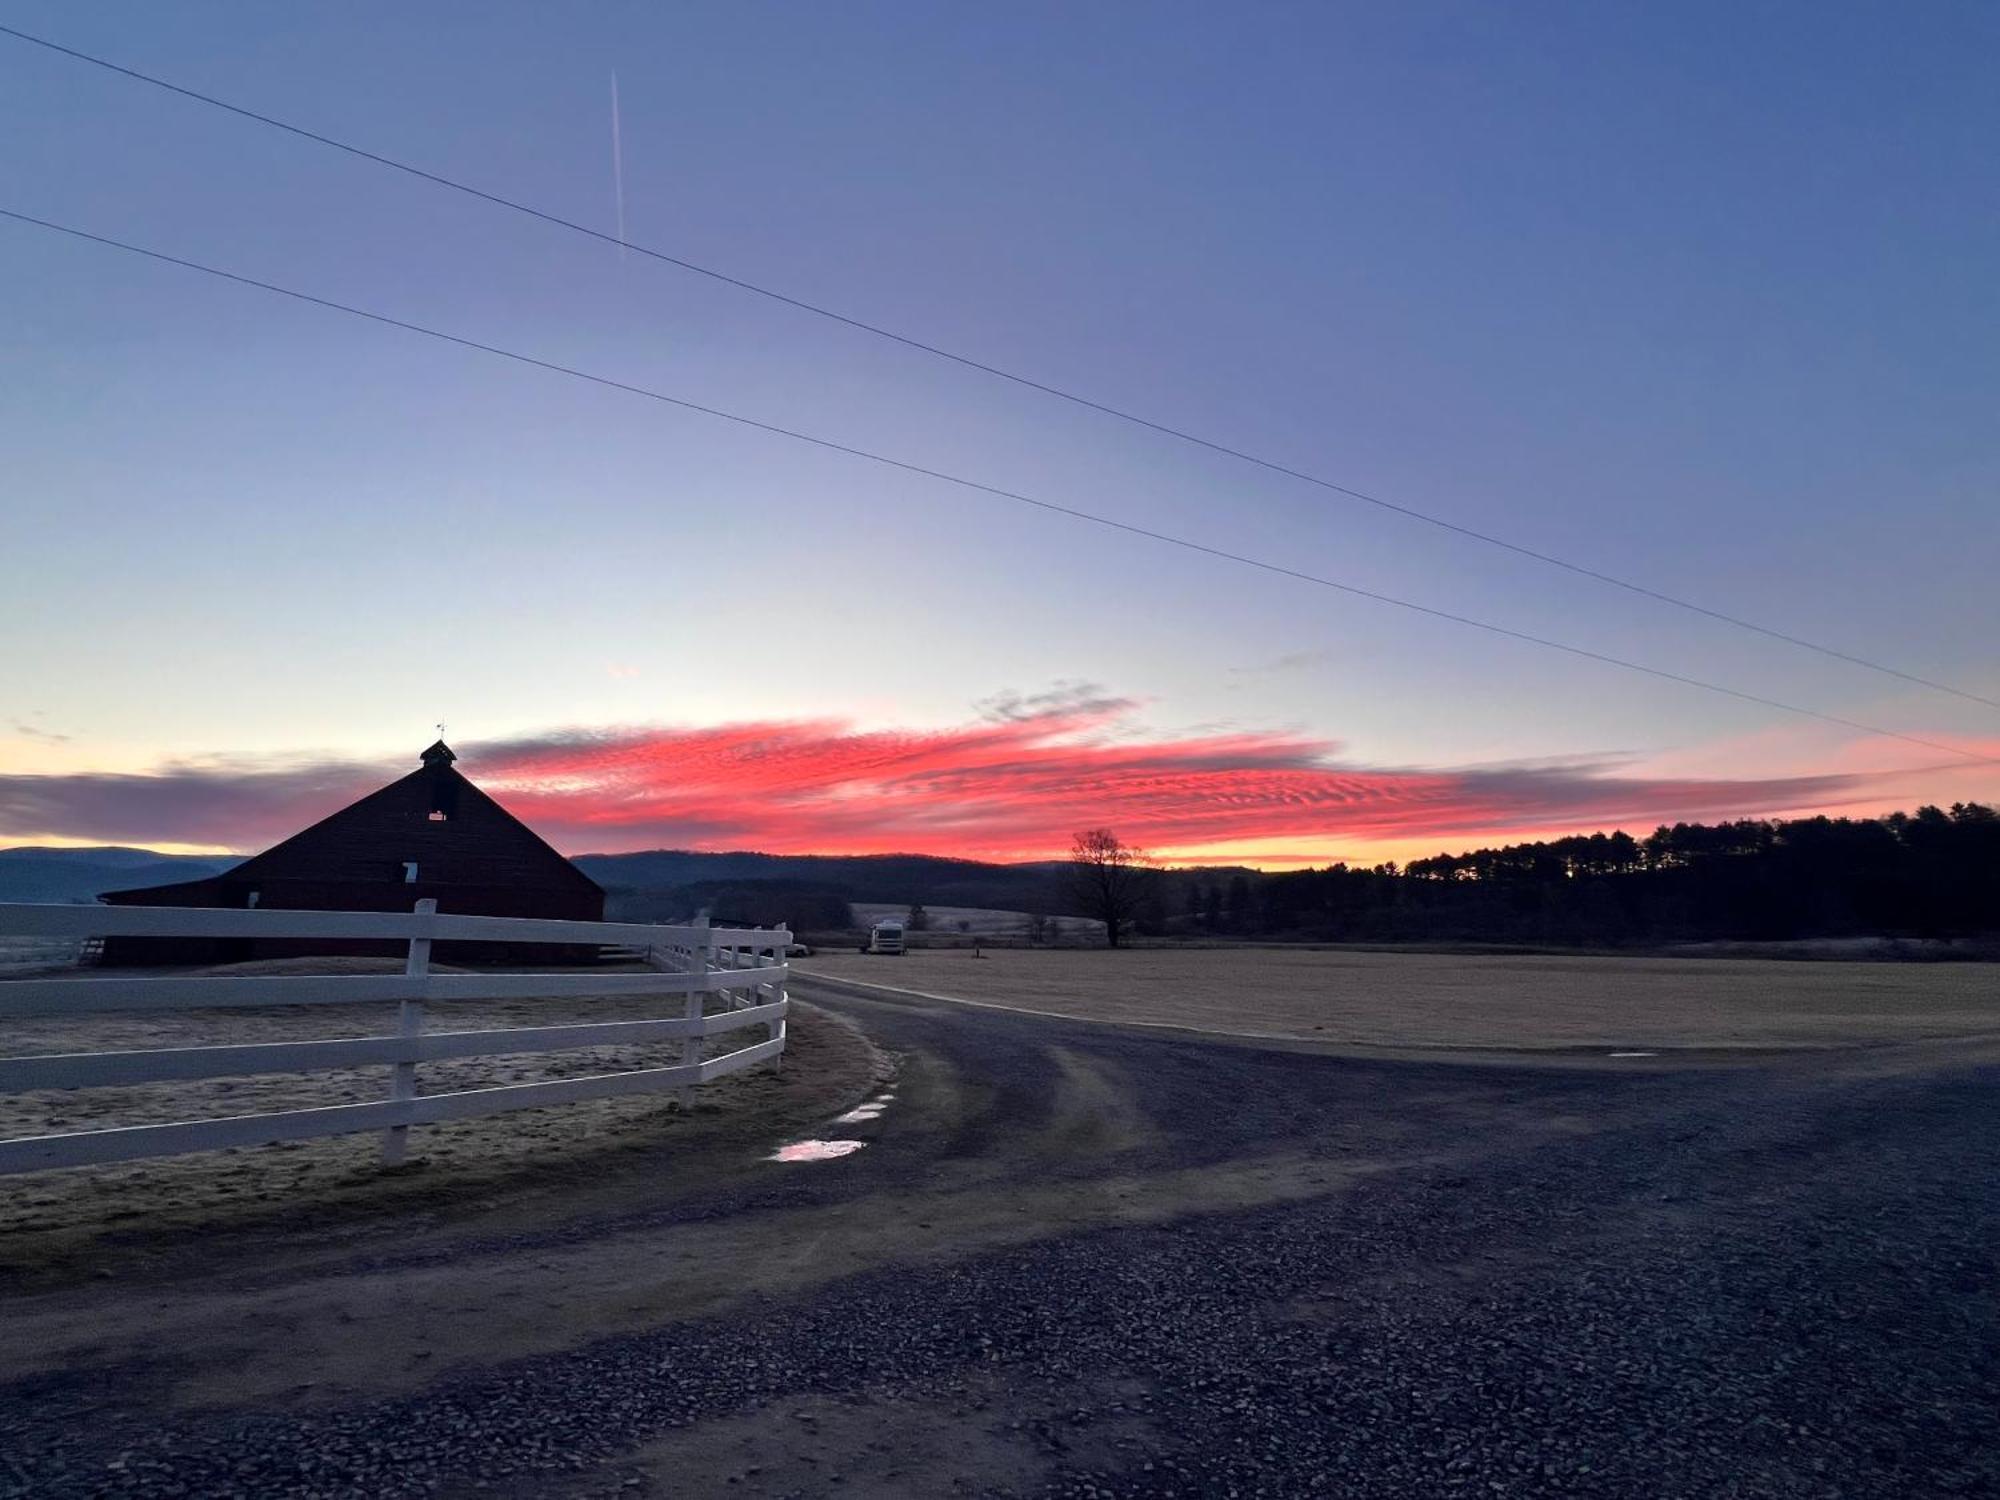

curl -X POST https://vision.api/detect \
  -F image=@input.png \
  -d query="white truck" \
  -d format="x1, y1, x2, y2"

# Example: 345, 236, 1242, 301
866, 919, 906, 956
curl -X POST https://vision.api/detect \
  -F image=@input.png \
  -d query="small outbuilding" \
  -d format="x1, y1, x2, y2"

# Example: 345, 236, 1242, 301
99, 741, 604, 965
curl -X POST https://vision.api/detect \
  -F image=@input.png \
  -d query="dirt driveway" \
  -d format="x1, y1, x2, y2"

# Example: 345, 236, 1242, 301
1, 975, 1996, 1498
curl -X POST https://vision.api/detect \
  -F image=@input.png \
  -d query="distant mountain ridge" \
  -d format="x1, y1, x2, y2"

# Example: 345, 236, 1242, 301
0, 845, 1257, 916
0, 845, 1068, 911
571, 850, 1074, 912
0, 848, 240, 905
0, 845, 238, 868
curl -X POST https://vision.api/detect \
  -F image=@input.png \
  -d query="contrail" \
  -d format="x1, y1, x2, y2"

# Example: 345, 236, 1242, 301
610, 71, 626, 260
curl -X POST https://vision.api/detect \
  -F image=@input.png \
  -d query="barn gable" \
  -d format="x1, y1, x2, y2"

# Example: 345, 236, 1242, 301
99, 741, 603, 964
216, 741, 602, 898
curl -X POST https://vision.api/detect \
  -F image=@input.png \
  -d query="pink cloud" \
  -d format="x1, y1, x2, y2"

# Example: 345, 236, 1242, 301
0, 693, 1937, 864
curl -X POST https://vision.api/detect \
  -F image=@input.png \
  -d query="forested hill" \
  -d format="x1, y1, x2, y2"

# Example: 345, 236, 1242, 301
584, 807, 2000, 946
0, 847, 238, 905
1210, 804, 2000, 945
571, 851, 1072, 912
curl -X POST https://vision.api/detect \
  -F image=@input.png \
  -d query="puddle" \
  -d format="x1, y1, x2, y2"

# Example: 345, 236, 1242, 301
1608, 1051, 1658, 1058
833, 1092, 897, 1125
768, 1139, 868, 1163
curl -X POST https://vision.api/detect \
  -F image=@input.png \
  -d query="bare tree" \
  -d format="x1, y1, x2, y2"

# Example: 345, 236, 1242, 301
1067, 828, 1149, 948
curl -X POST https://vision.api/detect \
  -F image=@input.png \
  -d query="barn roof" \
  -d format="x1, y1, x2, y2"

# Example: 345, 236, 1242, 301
103, 742, 601, 900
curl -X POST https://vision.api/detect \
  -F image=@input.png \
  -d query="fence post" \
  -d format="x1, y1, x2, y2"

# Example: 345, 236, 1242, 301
678, 919, 710, 1109
381, 897, 436, 1166
765, 944, 786, 1073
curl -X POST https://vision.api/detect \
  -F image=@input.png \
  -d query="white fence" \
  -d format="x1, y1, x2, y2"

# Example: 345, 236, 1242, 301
0, 901, 788, 1175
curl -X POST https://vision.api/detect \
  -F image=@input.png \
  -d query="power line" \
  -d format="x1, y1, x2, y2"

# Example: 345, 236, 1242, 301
4, 23, 1996, 717
6, 205, 1996, 776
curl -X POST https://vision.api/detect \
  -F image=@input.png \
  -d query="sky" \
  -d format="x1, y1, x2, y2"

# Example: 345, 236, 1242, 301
2, 2, 1995, 866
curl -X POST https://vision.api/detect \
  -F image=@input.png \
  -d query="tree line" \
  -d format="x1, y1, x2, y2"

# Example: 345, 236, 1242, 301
1081, 805, 2000, 946
600, 805, 1999, 947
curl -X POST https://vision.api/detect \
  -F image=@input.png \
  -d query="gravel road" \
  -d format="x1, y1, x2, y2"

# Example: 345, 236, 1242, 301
2, 975, 1995, 1498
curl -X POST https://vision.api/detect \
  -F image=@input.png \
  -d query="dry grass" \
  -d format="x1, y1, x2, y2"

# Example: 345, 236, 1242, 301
0, 960, 888, 1265
797, 945, 2000, 1051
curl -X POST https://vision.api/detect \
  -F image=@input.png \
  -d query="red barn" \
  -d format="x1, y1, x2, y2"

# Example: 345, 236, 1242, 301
99, 741, 604, 965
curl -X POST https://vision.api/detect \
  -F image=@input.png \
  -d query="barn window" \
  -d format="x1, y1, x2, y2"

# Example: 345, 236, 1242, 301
403, 861, 419, 884
428, 809, 448, 822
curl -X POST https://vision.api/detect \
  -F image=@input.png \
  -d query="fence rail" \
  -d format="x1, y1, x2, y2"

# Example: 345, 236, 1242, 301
0, 902, 770, 948
0, 901, 788, 1175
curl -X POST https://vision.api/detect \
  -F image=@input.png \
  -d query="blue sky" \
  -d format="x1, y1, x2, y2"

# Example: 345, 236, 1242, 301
2, 2, 1995, 858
